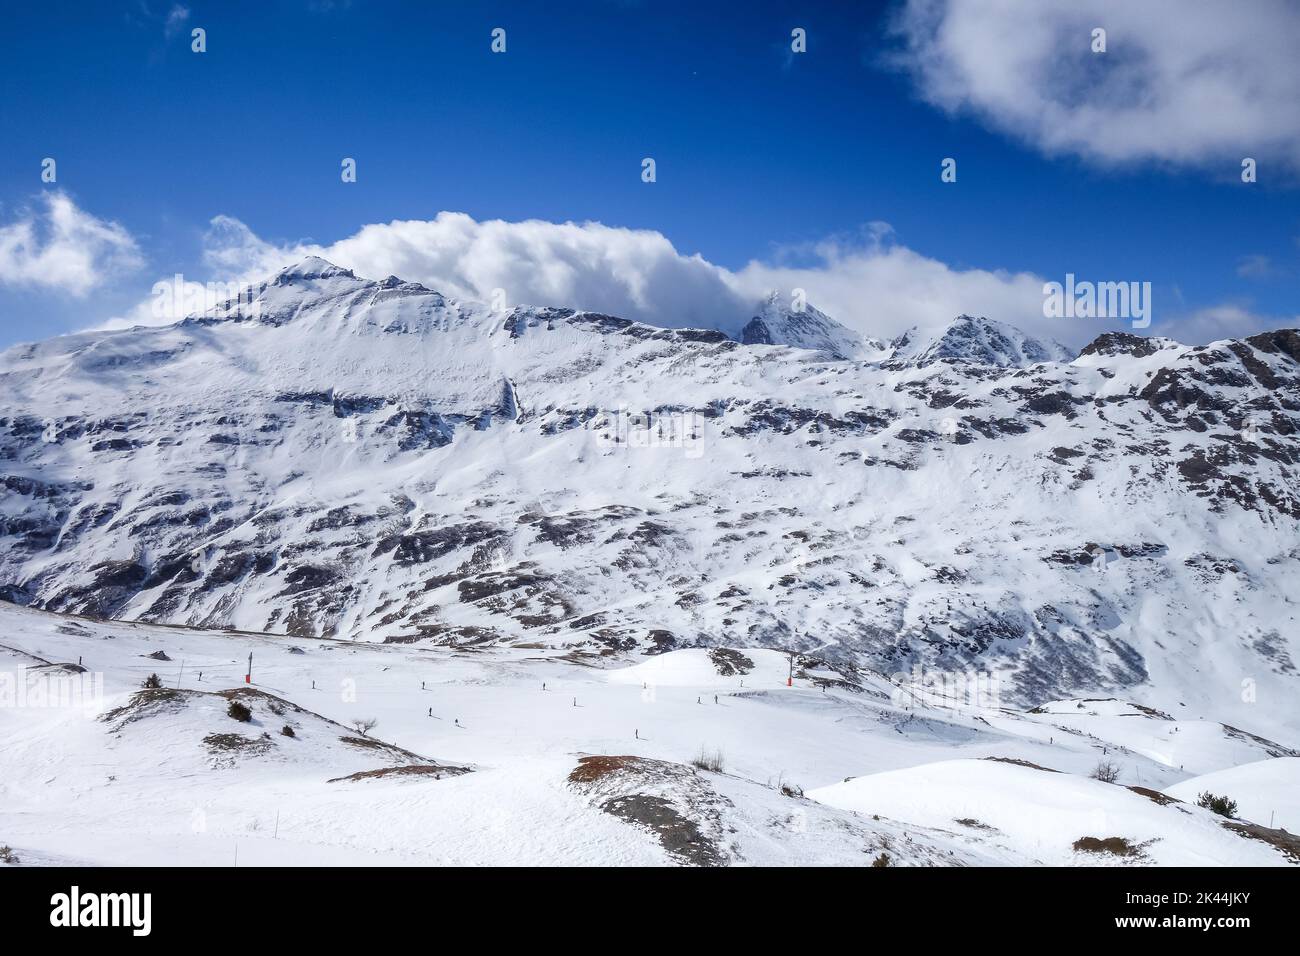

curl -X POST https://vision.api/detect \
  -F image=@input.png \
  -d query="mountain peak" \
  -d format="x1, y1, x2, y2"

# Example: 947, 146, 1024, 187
1078, 331, 1178, 359
889, 315, 1075, 368
274, 256, 358, 283
739, 292, 877, 359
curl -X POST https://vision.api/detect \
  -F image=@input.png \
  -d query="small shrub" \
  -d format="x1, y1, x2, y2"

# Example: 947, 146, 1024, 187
142, 673, 162, 689
227, 700, 252, 722
280, 725, 295, 738
0, 845, 18, 865
351, 717, 378, 736
871, 852, 891, 867
690, 748, 725, 773
1091, 759, 1121, 783
780, 782, 804, 798
1197, 791, 1238, 818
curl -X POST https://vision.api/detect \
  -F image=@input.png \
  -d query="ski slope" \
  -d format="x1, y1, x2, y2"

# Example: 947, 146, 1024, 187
2, 602, 1295, 866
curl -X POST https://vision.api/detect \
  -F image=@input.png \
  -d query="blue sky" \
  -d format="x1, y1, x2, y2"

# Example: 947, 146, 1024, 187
0, 0, 1297, 348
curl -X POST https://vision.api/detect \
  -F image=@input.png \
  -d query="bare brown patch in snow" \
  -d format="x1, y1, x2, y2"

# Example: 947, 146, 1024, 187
328, 763, 470, 784
568, 755, 730, 866
1224, 821, 1300, 863
203, 732, 274, 759
99, 687, 191, 728
1072, 836, 1151, 858
983, 756, 1061, 773
568, 754, 645, 783
1127, 786, 1180, 806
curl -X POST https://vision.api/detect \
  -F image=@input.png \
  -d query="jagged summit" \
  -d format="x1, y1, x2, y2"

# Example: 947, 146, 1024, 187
1077, 331, 1180, 360
377, 274, 431, 292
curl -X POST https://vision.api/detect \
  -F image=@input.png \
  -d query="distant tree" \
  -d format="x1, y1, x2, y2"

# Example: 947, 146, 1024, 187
352, 717, 378, 736
142, 673, 162, 689
1091, 759, 1121, 784
1197, 792, 1238, 818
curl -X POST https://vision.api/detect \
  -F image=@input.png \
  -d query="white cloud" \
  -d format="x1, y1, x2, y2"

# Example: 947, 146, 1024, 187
888, 0, 1300, 171
1169, 303, 1300, 346
0, 193, 143, 297
1235, 255, 1274, 279
164, 5, 190, 39
105, 210, 1291, 347
731, 227, 1050, 342
273, 211, 748, 334
110, 210, 1055, 341
106, 211, 750, 333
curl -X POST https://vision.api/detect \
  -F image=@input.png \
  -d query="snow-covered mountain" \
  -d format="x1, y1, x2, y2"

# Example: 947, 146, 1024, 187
739, 290, 884, 359
887, 314, 1076, 367
2, 257, 1298, 742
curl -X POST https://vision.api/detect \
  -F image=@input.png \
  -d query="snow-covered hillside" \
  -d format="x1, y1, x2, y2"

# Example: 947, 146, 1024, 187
2, 602, 1295, 866
1, 256, 1298, 746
